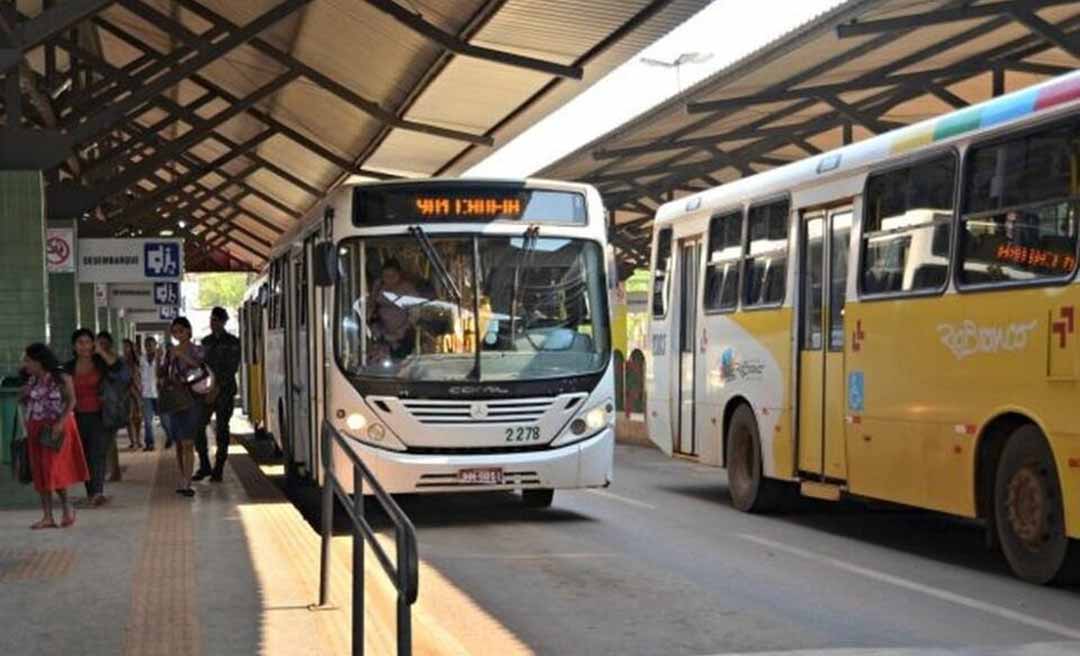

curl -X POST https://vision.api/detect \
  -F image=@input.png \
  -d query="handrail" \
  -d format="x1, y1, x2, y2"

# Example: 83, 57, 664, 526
317, 419, 419, 655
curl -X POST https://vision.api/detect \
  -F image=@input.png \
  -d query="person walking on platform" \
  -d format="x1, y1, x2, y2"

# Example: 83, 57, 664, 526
123, 339, 144, 450
139, 337, 162, 451
159, 317, 206, 497
67, 328, 128, 507
96, 332, 130, 483
158, 334, 178, 451
194, 307, 241, 483
19, 344, 89, 529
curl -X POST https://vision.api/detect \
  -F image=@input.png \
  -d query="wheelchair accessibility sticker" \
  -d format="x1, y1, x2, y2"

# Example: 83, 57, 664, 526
848, 371, 864, 412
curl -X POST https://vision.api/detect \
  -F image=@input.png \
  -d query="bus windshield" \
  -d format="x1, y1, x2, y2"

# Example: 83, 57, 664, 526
335, 234, 610, 383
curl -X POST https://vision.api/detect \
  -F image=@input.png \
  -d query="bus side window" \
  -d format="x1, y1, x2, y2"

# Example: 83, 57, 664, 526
744, 199, 790, 307
652, 228, 673, 318
959, 119, 1080, 285
860, 154, 956, 296
704, 210, 742, 312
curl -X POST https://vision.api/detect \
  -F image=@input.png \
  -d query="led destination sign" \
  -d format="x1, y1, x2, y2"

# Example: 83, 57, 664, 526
415, 196, 524, 219
353, 185, 587, 226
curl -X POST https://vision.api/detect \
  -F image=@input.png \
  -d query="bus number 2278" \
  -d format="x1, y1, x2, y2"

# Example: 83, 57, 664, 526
506, 426, 541, 442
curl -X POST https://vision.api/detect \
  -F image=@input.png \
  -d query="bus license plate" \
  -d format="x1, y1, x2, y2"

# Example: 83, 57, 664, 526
458, 468, 504, 485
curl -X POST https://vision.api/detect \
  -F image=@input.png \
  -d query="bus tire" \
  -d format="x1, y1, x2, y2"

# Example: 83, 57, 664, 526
993, 425, 1078, 584
522, 489, 555, 508
726, 404, 784, 513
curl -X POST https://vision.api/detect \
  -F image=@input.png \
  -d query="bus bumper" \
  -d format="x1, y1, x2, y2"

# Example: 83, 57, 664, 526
344, 428, 615, 495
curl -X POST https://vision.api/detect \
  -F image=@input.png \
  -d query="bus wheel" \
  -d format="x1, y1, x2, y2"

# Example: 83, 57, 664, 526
726, 404, 784, 513
993, 425, 1079, 584
522, 489, 555, 508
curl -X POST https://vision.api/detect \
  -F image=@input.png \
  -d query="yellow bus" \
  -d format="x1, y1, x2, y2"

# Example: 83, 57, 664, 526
238, 275, 268, 437
646, 70, 1080, 584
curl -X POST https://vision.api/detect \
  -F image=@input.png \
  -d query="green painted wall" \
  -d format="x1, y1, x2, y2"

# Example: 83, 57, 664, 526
47, 272, 78, 358
79, 283, 97, 333
0, 172, 47, 376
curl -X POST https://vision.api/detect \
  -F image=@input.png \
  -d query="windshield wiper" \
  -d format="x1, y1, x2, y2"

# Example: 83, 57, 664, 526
408, 226, 462, 304
510, 225, 540, 340
468, 236, 483, 382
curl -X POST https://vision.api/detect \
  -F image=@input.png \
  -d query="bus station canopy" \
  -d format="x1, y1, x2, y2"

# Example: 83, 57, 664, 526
0, 0, 710, 271
538, 0, 1080, 278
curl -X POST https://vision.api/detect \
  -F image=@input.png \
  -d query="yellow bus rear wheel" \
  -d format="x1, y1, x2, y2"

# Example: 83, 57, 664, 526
993, 425, 1080, 585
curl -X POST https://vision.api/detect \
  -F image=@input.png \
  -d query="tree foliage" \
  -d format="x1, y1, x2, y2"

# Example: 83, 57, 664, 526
195, 273, 248, 310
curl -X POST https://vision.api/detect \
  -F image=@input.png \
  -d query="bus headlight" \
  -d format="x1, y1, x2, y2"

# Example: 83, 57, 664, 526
585, 404, 612, 431
346, 413, 367, 433
564, 399, 615, 442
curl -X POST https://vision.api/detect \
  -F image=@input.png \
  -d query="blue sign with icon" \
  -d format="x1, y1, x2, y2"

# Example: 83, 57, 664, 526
158, 306, 179, 320
153, 282, 179, 306
144, 242, 181, 278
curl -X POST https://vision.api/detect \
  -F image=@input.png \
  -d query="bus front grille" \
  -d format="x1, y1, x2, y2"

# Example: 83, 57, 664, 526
400, 398, 556, 425
405, 444, 552, 455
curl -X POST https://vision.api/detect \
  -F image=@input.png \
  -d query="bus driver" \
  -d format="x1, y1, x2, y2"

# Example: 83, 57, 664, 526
367, 258, 418, 361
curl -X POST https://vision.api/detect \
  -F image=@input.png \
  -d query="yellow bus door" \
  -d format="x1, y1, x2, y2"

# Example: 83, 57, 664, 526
798, 208, 852, 481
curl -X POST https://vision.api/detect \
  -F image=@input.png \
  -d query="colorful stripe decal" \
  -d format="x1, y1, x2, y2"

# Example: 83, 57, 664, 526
885, 72, 1080, 155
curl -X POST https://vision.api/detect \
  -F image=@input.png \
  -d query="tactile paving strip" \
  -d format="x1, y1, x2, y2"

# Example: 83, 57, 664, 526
122, 453, 201, 656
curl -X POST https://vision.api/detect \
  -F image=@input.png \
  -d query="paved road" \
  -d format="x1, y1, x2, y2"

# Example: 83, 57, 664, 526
380, 444, 1080, 656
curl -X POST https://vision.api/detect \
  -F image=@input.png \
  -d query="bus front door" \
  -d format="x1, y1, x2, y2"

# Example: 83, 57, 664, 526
675, 238, 702, 456
797, 208, 852, 480
288, 247, 311, 474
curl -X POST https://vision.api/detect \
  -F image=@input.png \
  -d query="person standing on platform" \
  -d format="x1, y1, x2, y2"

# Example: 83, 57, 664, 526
96, 332, 130, 483
160, 317, 206, 497
194, 307, 242, 483
140, 337, 162, 451
19, 343, 89, 529
123, 339, 143, 450
158, 334, 178, 450
67, 328, 128, 507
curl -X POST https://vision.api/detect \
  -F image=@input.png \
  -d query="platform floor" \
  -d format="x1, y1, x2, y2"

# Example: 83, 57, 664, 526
0, 421, 520, 656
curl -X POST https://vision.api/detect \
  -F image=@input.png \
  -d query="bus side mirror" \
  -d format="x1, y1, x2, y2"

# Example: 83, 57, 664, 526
314, 241, 339, 287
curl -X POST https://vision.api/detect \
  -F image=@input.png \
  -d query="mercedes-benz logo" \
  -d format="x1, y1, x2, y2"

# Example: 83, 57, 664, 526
469, 402, 489, 420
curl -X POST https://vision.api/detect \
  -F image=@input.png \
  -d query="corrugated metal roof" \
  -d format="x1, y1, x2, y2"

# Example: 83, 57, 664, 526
538, 0, 1080, 274
7, 0, 711, 270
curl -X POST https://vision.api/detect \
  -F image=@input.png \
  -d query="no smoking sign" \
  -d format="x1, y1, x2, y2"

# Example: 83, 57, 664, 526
46, 228, 75, 273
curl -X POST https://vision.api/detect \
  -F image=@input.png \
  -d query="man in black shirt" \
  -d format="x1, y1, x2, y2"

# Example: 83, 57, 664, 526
194, 306, 242, 482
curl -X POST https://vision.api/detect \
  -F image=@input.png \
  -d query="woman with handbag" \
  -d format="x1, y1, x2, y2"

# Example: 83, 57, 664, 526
158, 317, 207, 497
19, 343, 89, 529
68, 328, 128, 507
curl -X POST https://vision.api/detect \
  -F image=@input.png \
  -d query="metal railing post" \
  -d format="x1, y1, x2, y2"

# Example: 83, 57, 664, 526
353, 463, 365, 654
397, 530, 412, 656
317, 420, 418, 656
318, 424, 334, 607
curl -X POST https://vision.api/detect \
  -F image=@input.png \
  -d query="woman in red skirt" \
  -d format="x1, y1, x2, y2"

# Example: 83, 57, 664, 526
19, 343, 90, 529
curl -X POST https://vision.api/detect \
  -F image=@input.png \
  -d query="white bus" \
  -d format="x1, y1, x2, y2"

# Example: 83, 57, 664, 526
243, 178, 616, 506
